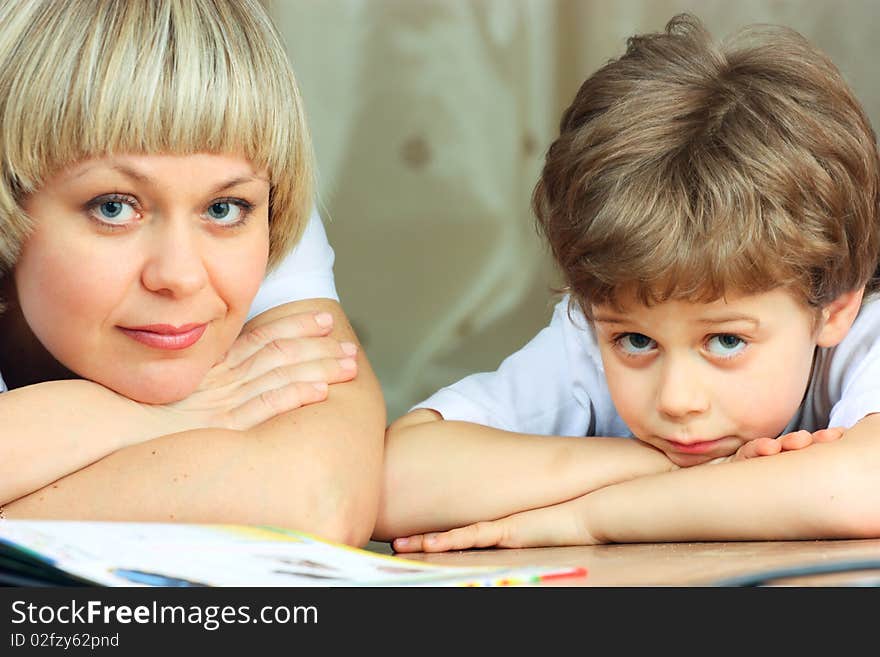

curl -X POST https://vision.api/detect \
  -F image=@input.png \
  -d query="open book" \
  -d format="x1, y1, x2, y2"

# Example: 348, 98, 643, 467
0, 520, 586, 587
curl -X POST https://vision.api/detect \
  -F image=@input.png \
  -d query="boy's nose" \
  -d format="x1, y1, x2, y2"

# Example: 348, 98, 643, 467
140, 222, 209, 298
656, 358, 709, 419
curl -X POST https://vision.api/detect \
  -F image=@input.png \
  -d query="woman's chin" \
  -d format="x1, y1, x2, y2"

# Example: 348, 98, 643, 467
95, 370, 205, 405
122, 385, 199, 405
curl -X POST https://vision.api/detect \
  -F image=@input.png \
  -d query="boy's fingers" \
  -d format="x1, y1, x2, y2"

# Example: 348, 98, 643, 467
422, 522, 505, 552
423, 528, 473, 552
753, 437, 782, 456
733, 442, 760, 460
735, 438, 778, 460
812, 427, 845, 442
392, 535, 426, 553
224, 312, 335, 368
779, 430, 812, 450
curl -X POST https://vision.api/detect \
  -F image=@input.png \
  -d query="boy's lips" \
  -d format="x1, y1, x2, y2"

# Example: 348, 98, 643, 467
663, 437, 729, 454
118, 323, 208, 350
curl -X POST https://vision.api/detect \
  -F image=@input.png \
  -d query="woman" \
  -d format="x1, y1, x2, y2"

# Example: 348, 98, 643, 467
0, 0, 384, 546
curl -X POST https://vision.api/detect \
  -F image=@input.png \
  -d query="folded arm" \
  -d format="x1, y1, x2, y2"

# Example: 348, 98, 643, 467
395, 414, 880, 551
4, 299, 386, 546
373, 409, 677, 541
0, 380, 177, 505
583, 413, 880, 544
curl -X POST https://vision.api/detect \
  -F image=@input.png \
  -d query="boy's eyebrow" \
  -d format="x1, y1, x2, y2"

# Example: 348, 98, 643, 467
593, 314, 760, 328
695, 315, 760, 328
592, 315, 630, 325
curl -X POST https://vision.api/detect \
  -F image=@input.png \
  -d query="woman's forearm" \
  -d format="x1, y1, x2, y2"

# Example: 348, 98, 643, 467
0, 379, 177, 504
5, 394, 382, 542
374, 412, 676, 540
4, 299, 386, 547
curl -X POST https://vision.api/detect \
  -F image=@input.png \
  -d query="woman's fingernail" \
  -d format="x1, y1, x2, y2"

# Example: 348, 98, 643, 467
315, 312, 333, 328
339, 358, 356, 370
311, 382, 328, 393
340, 341, 357, 356
395, 537, 409, 547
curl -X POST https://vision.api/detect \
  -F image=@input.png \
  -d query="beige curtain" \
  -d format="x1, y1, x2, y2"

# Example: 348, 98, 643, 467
268, 0, 880, 422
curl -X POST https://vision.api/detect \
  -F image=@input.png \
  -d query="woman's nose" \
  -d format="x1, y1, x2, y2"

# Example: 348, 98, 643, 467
140, 221, 209, 298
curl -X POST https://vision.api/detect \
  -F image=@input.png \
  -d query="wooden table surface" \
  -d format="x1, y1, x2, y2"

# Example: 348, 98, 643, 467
391, 539, 880, 586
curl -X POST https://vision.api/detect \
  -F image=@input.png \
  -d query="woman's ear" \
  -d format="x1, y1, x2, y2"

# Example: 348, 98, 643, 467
815, 286, 865, 347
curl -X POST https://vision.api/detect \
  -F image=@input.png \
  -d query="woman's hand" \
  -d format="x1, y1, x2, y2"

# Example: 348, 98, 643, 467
153, 311, 358, 433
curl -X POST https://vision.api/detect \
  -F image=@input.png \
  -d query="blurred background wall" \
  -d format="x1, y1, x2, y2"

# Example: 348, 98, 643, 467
265, 0, 880, 423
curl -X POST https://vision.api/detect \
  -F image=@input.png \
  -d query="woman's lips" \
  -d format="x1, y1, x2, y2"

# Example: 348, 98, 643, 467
118, 323, 207, 350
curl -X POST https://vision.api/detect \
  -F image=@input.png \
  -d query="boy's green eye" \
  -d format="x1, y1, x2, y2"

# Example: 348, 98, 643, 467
101, 201, 124, 218
618, 333, 656, 353
706, 334, 747, 356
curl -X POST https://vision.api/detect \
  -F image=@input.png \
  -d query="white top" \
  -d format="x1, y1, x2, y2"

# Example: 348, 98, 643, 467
0, 208, 338, 394
414, 294, 880, 437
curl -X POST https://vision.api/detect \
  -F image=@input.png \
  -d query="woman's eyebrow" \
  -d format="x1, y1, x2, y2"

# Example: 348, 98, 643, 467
69, 165, 265, 194
208, 175, 266, 195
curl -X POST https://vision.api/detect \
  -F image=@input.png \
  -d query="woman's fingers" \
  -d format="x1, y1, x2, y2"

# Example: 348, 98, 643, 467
223, 311, 335, 369
223, 381, 330, 430
232, 337, 357, 382
236, 357, 358, 401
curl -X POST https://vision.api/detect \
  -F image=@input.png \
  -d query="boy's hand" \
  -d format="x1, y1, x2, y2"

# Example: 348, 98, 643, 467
712, 427, 845, 464
391, 501, 598, 553
158, 311, 358, 432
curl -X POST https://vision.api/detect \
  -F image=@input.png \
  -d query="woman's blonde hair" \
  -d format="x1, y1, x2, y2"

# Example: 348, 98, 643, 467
0, 0, 313, 275
534, 14, 880, 319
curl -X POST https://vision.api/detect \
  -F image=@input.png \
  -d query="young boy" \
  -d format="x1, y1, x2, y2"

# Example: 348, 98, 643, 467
375, 14, 880, 550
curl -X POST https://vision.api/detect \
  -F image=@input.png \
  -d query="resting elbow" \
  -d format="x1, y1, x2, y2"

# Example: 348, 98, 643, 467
312, 501, 377, 548
295, 463, 379, 548
815, 447, 880, 539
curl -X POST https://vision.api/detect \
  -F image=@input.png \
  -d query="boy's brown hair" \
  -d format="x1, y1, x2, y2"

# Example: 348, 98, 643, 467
533, 13, 880, 319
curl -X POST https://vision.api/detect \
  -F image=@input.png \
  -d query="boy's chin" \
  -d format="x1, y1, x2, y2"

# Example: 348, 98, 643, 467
662, 449, 734, 468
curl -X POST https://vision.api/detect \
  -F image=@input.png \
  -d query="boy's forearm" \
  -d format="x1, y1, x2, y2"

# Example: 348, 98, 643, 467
374, 415, 676, 540
582, 416, 880, 543
0, 379, 176, 505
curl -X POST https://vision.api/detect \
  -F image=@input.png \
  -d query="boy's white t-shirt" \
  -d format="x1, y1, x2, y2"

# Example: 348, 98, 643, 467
413, 294, 880, 437
0, 208, 338, 394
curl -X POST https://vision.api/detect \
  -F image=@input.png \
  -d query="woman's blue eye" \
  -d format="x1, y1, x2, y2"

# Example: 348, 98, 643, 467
617, 333, 656, 354
91, 198, 137, 224
706, 334, 746, 357
205, 201, 242, 224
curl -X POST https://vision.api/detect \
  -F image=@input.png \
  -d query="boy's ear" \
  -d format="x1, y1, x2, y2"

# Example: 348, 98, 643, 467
815, 286, 865, 347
